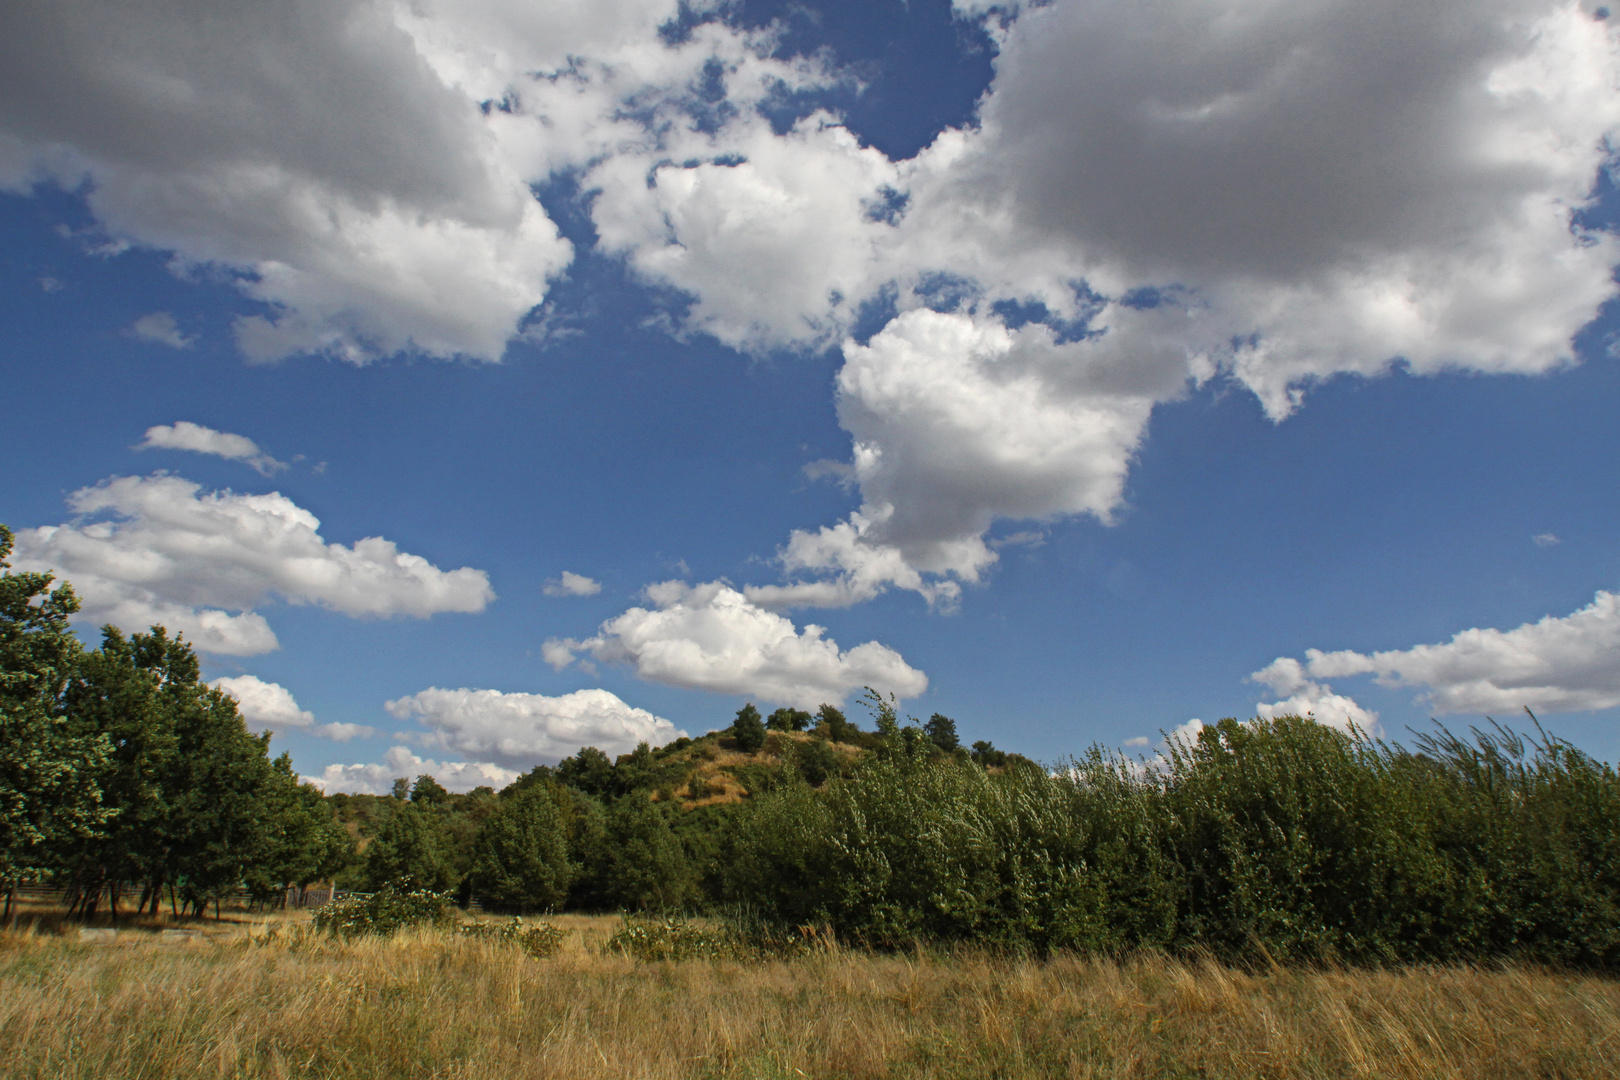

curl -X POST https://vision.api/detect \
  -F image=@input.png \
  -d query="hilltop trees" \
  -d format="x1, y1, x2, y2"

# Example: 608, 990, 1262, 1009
766, 707, 811, 732
731, 704, 766, 753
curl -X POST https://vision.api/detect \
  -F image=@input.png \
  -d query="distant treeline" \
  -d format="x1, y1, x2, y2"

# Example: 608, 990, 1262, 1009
6, 526, 1620, 966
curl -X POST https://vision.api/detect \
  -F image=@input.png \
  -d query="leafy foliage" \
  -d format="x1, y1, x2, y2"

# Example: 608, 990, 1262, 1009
731, 715, 1620, 965
312, 882, 454, 938
604, 917, 741, 961
457, 916, 565, 957
0, 526, 112, 897
463, 783, 575, 912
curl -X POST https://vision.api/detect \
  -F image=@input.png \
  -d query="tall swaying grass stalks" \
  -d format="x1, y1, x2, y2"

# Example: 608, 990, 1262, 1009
2, 919, 1618, 1079
728, 716, 1620, 964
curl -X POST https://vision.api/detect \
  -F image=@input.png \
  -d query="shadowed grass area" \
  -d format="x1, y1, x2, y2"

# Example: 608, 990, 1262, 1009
2, 914, 1617, 1079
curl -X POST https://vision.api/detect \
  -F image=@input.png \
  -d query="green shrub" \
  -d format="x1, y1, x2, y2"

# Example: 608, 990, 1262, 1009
604, 918, 738, 961
312, 883, 454, 938
458, 917, 565, 958
728, 716, 1620, 966
796, 739, 841, 786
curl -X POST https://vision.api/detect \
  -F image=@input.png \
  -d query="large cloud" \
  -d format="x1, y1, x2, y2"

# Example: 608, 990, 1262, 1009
0, 0, 621, 362
735, 1, 1620, 606
748, 307, 1184, 604
313, 745, 518, 795
545, 580, 928, 708
1271, 590, 1620, 715
211, 674, 374, 741
387, 686, 684, 765
10, 473, 493, 655
0, 1, 848, 364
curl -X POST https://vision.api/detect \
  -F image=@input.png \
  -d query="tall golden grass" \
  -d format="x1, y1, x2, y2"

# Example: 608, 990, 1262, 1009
2, 912, 1617, 1079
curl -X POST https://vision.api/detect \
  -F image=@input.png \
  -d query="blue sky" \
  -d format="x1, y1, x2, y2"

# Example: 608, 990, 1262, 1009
5, 0, 1620, 790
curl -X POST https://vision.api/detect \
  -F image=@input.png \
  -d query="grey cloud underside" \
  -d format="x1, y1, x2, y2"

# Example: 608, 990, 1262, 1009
0, 1, 487, 211
0, 0, 573, 362
981, 1, 1559, 279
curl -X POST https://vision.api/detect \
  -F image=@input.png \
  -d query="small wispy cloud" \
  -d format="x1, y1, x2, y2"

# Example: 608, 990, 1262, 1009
1533, 533, 1561, 547
128, 311, 194, 349
544, 571, 602, 597
135, 420, 288, 476
990, 530, 1046, 550
802, 459, 855, 486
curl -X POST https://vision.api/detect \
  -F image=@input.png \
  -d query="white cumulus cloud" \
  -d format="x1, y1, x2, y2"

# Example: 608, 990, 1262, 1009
546, 579, 927, 708
387, 686, 683, 766
590, 107, 899, 352
210, 673, 373, 741
9, 473, 494, 655
312, 745, 518, 795
1284, 589, 1620, 715
749, 307, 1181, 606
543, 571, 601, 597
1250, 658, 1383, 735
1, 0, 577, 363
136, 421, 288, 476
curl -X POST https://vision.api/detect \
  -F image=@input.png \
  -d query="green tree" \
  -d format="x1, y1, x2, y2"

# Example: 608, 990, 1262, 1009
795, 738, 840, 786
465, 784, 575, 912
767, 707, 811, 732
732, 704, 766, 753
243, 754, 353, 907
62, 627, 179, 915
361, 800, 456, 893
970, 740, 1008, 767
924, 714, 959, 753
60, 625, 311, 918
594, 797, 700, 911
814, 704, 853, 743
0, 526, 112, 917
410, 775, 449, 805
556, 746, 616, 797
158, 636, 284, 917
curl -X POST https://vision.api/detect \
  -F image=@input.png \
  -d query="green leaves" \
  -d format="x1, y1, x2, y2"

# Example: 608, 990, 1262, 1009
731, 716, 1620, 965
0, 524, 112, 893
463, 783, 575, 912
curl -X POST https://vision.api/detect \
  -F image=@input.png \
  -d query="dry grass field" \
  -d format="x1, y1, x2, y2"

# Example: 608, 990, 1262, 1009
2, 908, 1618, 1080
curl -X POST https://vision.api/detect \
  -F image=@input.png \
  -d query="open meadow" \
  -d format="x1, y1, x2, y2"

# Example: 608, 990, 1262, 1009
2, 907, 1619, 1080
